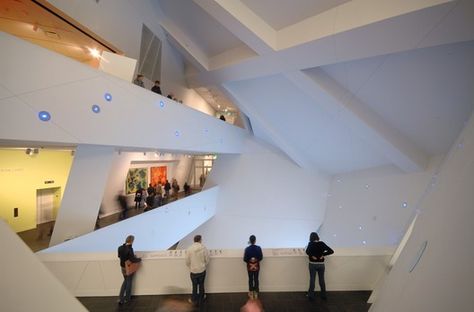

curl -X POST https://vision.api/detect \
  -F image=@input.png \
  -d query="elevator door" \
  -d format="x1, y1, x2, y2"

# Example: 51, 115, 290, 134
36, 188, 59, 224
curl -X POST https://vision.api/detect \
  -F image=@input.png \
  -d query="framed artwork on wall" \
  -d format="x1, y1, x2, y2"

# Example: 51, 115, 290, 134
150, 166, 167, 186
126, 168, 148, 194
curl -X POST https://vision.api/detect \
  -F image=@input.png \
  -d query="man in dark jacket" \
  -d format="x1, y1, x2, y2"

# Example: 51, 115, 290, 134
243, 235, 263, 299
117, 235, 141, 305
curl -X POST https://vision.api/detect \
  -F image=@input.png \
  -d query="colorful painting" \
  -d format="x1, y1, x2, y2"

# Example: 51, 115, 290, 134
151, 166, 167, 186
126, 168, 148, 194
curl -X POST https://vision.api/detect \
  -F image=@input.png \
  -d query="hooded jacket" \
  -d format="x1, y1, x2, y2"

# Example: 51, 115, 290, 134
185, 242, 210, 274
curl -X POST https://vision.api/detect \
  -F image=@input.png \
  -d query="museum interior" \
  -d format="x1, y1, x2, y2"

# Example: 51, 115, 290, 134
1, 1, 473, 311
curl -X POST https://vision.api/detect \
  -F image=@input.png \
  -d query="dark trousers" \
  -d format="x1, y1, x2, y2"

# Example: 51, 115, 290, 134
308, 263, 326, 298
119, 268, 134, 303
248, 270, 260, 292
190, 271, 206, 304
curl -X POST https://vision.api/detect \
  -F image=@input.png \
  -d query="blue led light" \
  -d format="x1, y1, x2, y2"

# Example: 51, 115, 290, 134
38, 111, 51, 121
92, 104, 101, 113
401, 202, 408, 208
104, 93, 112, 102
175, 131, 180, 137
160, 101, 165, 108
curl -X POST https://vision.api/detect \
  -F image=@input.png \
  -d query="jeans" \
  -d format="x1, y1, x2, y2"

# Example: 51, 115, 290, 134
248, 270, 260, 292
190, 271, 206, 304
119, 267, 134, 303
308, 263, 326, 298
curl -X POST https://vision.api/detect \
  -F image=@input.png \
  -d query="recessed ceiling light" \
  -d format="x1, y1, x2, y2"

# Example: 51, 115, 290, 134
87, 47, 101, 58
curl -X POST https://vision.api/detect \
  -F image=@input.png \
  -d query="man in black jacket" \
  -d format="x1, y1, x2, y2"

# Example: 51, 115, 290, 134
117, 235, 141, 305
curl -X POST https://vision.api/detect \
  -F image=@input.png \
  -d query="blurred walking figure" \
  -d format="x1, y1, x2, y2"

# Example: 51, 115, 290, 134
156, 298, 192, 312
117, 191, 128, 220
240, 298, 264, 312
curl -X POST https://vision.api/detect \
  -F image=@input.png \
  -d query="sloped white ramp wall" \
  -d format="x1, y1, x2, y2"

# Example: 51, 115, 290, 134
42, 186, 219, 253
370, 112, 474, 312
0, 32, 245, 154
0, 220, 86, 311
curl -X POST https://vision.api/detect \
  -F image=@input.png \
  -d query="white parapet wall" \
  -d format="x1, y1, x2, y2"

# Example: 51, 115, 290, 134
38, 247, 393, 297
0, 32, 245, 154
42, 186, 219, 253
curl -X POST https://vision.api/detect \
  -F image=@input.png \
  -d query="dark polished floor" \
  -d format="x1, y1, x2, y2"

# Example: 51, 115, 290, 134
78, 291, 371, 312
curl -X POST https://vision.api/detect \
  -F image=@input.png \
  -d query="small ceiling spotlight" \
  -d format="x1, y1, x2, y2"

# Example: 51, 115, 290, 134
88, 47, 101, 59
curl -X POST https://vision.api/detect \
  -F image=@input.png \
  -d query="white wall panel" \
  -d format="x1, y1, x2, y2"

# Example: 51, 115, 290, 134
370, 112, 474, 312
50, 144, 115, 246
178, 137, 330, 249
320, 158, 441, 247
38, 247, 392, 297
0, 32, 245, 154
0, 220, 86, 311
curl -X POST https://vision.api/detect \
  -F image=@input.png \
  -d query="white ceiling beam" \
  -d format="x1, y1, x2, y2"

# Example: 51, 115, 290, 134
187, 0, 467, 88
285, 69, 428, 172
160, 19, 210, 71
193, 0, 276, 55
220, 84, 316, 170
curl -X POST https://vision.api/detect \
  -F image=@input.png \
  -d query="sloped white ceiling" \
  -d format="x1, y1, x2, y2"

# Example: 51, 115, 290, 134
158, 0, 247, 57
226, 74, 389, 174
158, 0, 474, 174
320, 40, 474, 155
241, 0, 351, 30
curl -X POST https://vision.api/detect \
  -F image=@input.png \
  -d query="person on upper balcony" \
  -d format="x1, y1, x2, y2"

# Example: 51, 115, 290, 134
133, 74, 145, 88
151, 80, 162, 95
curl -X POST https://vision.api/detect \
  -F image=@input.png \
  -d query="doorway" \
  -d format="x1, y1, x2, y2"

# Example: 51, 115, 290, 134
36, 187, 61, 224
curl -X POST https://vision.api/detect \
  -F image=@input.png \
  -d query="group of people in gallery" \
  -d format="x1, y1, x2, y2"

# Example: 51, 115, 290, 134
117, 232, 334, 310
116, 178, 191, 220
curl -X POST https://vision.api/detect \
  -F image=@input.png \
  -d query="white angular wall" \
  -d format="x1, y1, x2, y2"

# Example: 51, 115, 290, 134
0, 32, 245, 154
42, 186, 219, 253
370, 113, 474, 312
0, 220, 86, 311
320, 158, 441, 247
50, 144, 115, 246
178, 137, 330, 249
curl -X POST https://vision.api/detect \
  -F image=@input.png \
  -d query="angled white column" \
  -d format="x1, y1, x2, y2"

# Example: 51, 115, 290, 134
50, 144, 115, 246
285, 69, 427, 172
0, 220, 86, 311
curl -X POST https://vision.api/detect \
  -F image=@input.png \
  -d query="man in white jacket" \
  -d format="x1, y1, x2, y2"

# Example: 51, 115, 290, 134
185, 235, 210, 305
